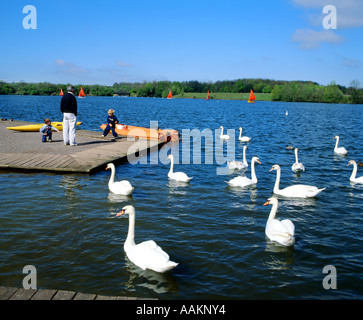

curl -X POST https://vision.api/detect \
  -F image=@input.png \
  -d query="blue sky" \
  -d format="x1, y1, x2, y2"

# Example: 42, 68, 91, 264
0, 0, 362, 87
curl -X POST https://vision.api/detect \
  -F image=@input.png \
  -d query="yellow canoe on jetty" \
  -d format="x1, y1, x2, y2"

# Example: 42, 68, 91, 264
7, 121, 82, 132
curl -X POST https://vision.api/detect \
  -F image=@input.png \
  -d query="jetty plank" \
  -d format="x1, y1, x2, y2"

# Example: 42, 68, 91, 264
0, 120, 167, 174
30, 289, 57, 300
0, 286, 150, 300
9, 288, 37, 300
0, 286, 18, 300
73, 292, 97, 300
52, 290, 77, 300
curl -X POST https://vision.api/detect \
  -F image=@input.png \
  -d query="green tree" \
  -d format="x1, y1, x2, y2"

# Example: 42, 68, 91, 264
323, 83, 344, 103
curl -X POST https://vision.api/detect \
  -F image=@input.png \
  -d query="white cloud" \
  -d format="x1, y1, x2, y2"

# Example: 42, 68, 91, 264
292, 29, 345, 49
291, 0, 363, 28
55, 59, 90, 75
116, 60, 133, 67
342, 58, 360, 68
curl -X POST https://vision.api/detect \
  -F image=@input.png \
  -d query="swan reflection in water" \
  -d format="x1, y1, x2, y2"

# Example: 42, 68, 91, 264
107, 192, 134, 203
123, 257, 178, 295
167, 179, 191, 196
263, 243, 295, 271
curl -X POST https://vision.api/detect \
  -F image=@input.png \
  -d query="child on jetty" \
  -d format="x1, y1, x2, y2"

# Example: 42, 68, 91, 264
40, 118, 59, 142
102, 109, 119, 139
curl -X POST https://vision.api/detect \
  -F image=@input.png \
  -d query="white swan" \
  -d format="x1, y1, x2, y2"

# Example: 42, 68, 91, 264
269, 164, 325, 198
227, 145, 248, 170
167, 154, 192, 182
226, 156, 261, 187
264, 197, 295, 246
219, 126, 230, 140
106, 163, 134, 195
238, 127, 251, 142
333, 136, 348, 155
116, 205, 178, 273
291, 148, 305, 173
348, 160, 363, 184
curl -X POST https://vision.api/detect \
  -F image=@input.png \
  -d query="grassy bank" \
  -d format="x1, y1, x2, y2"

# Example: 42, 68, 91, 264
174, 92, 271, 101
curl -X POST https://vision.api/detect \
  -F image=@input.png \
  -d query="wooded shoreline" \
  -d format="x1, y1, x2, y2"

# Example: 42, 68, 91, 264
1, 78, 362, 103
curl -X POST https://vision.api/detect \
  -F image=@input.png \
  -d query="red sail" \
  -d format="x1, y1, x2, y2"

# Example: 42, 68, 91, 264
78, 87, 85, 97
248, 89, 256, 102
59, 88, 64, 96
167, 90, 172, 99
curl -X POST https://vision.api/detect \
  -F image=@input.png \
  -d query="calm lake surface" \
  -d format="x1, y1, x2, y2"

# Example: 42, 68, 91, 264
0, 95, 362, 299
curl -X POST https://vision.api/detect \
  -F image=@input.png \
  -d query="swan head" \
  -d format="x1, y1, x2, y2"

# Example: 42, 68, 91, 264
116, 205, 135, 217
263, 197, 278, 206
166, 154, 174, 160
333, 136, 339, 140
347, 160, 356, 167
243, 145, 248, 150
105, 163, 115, 170
269, 164, 280, 172
252, 157, 261, 165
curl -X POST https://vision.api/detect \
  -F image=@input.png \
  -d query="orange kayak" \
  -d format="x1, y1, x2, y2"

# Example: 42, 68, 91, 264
100, 124, 180, 142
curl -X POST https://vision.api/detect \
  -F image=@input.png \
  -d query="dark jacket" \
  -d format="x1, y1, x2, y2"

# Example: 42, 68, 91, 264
60, 92, 78, 116
107, 115, 119, 128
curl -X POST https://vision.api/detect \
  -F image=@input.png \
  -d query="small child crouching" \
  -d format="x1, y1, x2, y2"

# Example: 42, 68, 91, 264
40, 118, 60, 142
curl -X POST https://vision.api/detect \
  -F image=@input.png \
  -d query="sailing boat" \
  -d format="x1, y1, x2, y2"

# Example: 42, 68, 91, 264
59, 88, 64, 96
205, 90, 210, 100
167, 90, 172, 99
78, 86, 86, 98
248, 89, 256, 103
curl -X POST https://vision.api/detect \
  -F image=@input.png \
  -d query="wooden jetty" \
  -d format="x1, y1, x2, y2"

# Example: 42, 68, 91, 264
0, 120, 165, 173
0, 285, 155, 300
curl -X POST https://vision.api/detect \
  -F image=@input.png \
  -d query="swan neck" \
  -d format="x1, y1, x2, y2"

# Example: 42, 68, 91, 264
295, 149, 299, 163
267, 202, 278, 222
243, 147, 247, 165
168, 156, 174, 174
109, 166, 115, 185
220, 127, 224, 137
350, 162, 357, 180
251, 159, 257, 182
239, 128, 242, 139
273, 168, 281, 192
335, 137, 339, 149
125, 212, 136, 247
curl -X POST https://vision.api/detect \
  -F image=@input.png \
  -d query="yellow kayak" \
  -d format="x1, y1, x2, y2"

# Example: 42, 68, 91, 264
7, 121, 82, 132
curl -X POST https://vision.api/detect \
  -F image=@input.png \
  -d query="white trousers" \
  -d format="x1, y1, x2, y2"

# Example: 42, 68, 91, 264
63, 113, 77, 145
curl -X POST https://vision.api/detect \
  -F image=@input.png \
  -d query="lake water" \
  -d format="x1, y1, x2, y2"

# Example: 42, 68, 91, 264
0, 95, 362, 299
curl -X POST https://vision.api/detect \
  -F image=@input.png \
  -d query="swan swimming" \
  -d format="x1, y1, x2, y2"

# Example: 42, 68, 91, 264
105, 163, 134, 195
167, 154, 192, 182
226, 156, 261, 187
348, 160, 363, 184
333, 136, 348, 155
264, 197, 295, 247
269, 164, 325, 198
227, 145, 248, 170
116, 205, 178, 273
238, 127, 251, 142
291, 148, 305, 173
219, 126, 230, 140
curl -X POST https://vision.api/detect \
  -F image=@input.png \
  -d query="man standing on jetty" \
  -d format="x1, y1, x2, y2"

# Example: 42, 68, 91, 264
60, 85, 78, 146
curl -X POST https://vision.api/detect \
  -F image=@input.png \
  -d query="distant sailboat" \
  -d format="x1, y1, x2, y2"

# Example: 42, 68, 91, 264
167, 90, 172, 99
59, 88, 64, 96
248, 89, 256, 103
78, 86, 85, 98
205, 90, 210, 100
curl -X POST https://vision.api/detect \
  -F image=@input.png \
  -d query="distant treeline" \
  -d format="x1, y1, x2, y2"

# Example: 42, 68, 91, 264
1, 79, 362, 104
